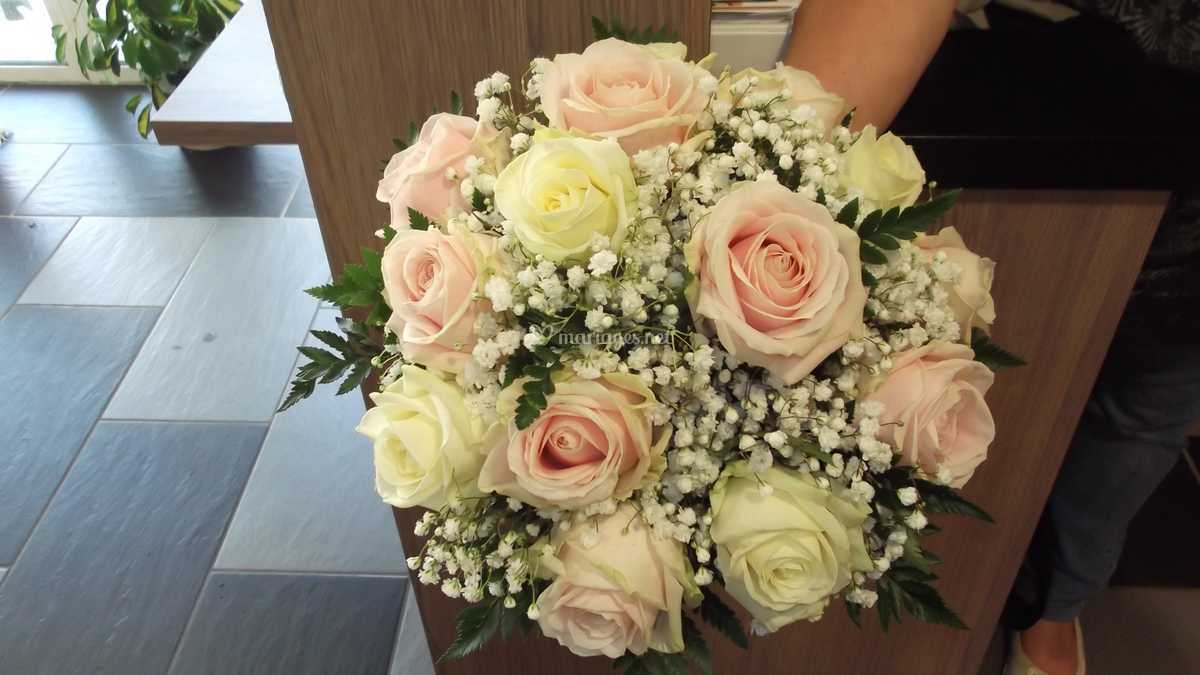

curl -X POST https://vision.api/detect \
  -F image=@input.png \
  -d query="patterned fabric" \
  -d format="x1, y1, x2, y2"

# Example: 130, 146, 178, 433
1067, 0, 1200, 72
1062, 1, 1200, 335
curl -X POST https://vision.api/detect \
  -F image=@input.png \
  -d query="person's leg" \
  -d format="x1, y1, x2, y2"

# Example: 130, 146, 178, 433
1006, 317, 1200, 673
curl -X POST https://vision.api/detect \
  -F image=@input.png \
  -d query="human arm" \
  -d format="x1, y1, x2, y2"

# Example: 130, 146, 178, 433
781, 0, 958, 130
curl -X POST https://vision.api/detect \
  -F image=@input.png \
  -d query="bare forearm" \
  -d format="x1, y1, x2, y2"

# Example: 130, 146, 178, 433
782, 0, 957, 130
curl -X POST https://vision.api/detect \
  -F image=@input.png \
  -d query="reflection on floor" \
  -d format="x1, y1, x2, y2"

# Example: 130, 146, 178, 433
0, 84, 1195, 675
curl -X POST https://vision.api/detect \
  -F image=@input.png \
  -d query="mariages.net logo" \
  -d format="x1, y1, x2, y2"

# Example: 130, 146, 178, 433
550, 331, 664, 348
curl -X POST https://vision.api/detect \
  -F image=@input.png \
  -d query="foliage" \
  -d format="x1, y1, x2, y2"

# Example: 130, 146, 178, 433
970, 328, 1026, 370
439, 597, 534, 663
698, 587, 748, 649
51, 0, 242, 137
279, 235, 394, 411
591, 15, 679, 44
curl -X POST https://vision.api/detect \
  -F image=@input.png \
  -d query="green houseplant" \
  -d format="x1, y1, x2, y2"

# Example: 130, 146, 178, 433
51, 0, 242, 137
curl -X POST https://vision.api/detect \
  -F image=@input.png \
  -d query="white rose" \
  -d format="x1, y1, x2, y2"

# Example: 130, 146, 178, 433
494, 128, 636, 262
356, 365, 495, 510
709, 463, 872, 632
838, 124, 926, 209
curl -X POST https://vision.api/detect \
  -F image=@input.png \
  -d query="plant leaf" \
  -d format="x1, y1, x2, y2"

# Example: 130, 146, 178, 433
699, 587, 748, 649
681, 617, 712, 675
915, 479, 994, 522
125, 93, 142, 113
836, 198, 859, 227
970, 328, 1026, 370
136, 104, 151, 138
439, 602, 502, 662
408, 207, 432, 231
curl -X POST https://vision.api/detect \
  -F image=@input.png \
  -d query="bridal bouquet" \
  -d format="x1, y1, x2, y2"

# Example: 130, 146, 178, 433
282, 23, 1021, 673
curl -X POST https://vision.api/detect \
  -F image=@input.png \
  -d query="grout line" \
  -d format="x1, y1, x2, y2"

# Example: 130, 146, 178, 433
101, 417, 272, 425
0, 322, 155, 593
0, 217, 80, 324
164, 571, 215, 674
96, 219, 219, 420
164, 419, 272, 674
384, 583, 416, 675
9, 143, 71, 216
279, 176, 304, 219
17, 303, 165, 310
206, 568, 407, 579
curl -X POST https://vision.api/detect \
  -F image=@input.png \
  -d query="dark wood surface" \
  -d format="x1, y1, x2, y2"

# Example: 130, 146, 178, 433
154, 0, 295, 146
263, 1, 1166, 672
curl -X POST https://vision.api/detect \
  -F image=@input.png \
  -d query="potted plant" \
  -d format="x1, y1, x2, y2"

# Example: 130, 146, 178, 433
51, 0, 242, 137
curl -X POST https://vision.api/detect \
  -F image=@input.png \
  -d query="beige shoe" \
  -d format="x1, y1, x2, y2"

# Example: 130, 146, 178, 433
1004, 619, 1086, 675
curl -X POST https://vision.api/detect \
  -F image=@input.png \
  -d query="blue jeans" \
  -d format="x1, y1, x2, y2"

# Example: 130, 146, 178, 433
1006, 314, 1200, 627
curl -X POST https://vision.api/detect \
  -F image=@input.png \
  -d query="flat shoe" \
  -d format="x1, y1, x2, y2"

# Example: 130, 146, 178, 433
1004, 618, 1086, 675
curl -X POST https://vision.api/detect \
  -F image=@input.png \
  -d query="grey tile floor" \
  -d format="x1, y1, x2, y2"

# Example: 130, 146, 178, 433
0, 86, 433, 675
2, 84, 1197, 675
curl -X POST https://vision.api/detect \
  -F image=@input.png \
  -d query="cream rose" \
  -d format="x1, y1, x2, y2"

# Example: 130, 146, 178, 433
477, 372, 668, 509
494, 129, 636, 263
709, 463, 872, 632
535, 504, 701, 658
376, 114, 508, 229
723, 64, 847, 137
862, 342, 995, 488
684, 180, 866, 384
356, 365, 495, 510
838, 125, 926, 209
380, 225, 489, 373
540, 38, 709, 154
915, 227, 996, 342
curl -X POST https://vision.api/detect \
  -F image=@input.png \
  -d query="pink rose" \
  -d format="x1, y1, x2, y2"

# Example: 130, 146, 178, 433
863, 342, 995, 488
915, 227, 996, 342
684, 181, 867, 384
478, 373, 669, 509
535, 504, 700, 658
540, 38, 709, 155
376, 113, 475, 228
380, 227, 486, 373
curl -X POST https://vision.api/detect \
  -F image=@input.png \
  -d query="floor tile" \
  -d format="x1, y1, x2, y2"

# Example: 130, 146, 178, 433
17, 144, 305, 217
105, 218, 326, 421
286, 178, 316, 218
18, 217, 214, 306
1081, 587, 1200, 675
169, 572, 405, 675
390, 589, 436, 675
216, 310, 405, 574
0, 216, 75, 312
0, 143, 66, 214
0, 305, 159, 564
0, 85, 154, 144
0, 421, 265, 675
1110, 454, 1200, 588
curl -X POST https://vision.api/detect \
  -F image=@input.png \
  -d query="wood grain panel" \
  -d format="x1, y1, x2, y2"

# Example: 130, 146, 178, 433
264, 1, 1163, 672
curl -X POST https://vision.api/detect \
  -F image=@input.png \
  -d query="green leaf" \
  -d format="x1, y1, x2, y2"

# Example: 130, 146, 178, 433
846, 598, 862, 627
408, 120, 419, 144
877, 580, 899, 632
407, 207, 432, 231
136, 104, 152, 138
914, 479, 994, 522
681, 617, 712, 675
836, 198, 859, 227
471, 189, 487, 213
391, 136, 408, 151
297, 346, 340, 366
591, 16, 678, 44
336, 359, 371, 395
790, 437, 834, 463
859, 242, 888, 266
439, 602, 502, 662
591, 15, 611, 40
150, 82, 168, 109
970, 328, 1026, 370
125, 93, 142, 113
213, 0, 243, 17
277, 377, 315, 412
901, 535, 941, 575
699, 587, 748, 649
450, 90, 463, 115
888, 577, 968, 629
